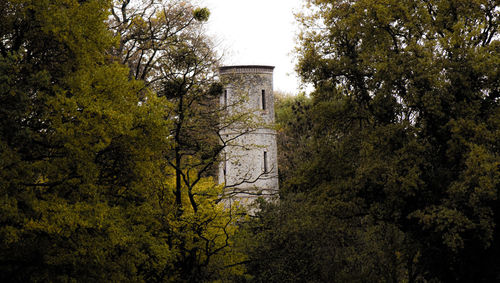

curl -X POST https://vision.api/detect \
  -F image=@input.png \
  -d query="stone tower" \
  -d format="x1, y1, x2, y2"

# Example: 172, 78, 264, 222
218, 65, 279, 206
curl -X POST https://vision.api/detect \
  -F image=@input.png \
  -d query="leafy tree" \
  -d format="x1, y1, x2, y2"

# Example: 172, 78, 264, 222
295, 0, 499, 281
0, 0, 248, 281
0, 0, 178, 281
110, 1, 251, 280
274, 92, 314, 187
242, 0, 499, 282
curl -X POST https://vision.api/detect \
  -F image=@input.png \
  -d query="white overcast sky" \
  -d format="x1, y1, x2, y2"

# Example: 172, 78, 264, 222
201, 0, 306, 94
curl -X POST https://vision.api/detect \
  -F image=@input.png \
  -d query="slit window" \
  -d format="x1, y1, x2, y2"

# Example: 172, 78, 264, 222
261, 90, 266, 110
263, 151, 268, 172
223, 152, 227, 176
224, 89, 228, 107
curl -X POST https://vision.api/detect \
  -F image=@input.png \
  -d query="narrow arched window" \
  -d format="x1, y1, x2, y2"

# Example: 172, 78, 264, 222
261, 90, 266, 110
263, 151, 268, 172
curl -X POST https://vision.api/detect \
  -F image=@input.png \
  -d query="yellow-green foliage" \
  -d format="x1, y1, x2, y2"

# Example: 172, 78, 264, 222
0, 0, 244, 281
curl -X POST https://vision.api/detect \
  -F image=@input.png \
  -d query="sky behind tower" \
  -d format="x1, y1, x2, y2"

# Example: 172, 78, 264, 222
202, 0, 306, 94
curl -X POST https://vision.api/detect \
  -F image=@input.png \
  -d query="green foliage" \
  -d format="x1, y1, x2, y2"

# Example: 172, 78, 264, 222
0, 0, 172, 280
110, 0, 251, 280
243, 0, 499, 282
238, 195, 413, 282
0, 0, 244, 281
274, 92, 314, 187
3, 0, 498, 281
193, 7, 210, 22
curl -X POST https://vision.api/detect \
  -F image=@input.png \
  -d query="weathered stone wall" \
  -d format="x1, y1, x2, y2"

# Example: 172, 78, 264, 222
218, 66, 279, 206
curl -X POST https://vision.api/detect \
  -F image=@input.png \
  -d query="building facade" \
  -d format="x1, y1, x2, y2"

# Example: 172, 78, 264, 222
218, 65, 279, 206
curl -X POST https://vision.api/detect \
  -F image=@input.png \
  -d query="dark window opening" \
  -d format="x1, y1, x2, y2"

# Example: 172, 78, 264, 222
223, 152, 227, 176
224, 89, 228, 107
261, 90, 266, 110
263, 151, 268, 172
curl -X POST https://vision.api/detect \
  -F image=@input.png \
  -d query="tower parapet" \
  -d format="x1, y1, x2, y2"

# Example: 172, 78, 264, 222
218, 65, 279, 207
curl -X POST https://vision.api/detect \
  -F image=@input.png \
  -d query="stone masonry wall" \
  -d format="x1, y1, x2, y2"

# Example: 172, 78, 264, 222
218, 66, 279, 206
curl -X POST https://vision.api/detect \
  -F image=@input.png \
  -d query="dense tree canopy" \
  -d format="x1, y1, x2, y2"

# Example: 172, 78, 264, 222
0, 0, 171, 280
242, 0, 499, 282
0, 0, 245, 281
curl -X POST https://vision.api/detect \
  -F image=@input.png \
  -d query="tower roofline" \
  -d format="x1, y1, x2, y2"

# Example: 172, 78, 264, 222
219, 65, 275, 74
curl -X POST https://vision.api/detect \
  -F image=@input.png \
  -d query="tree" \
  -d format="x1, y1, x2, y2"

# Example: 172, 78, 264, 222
291, 0, 500, 281
0, 0, 177, 281
274, 92, 314, 188
0, 0, 249, 280
242, 0, 499, 282
109, 1, 252, 280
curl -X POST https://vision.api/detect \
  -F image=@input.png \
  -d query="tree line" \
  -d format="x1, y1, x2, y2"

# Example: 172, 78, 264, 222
243, 0, 499, 282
